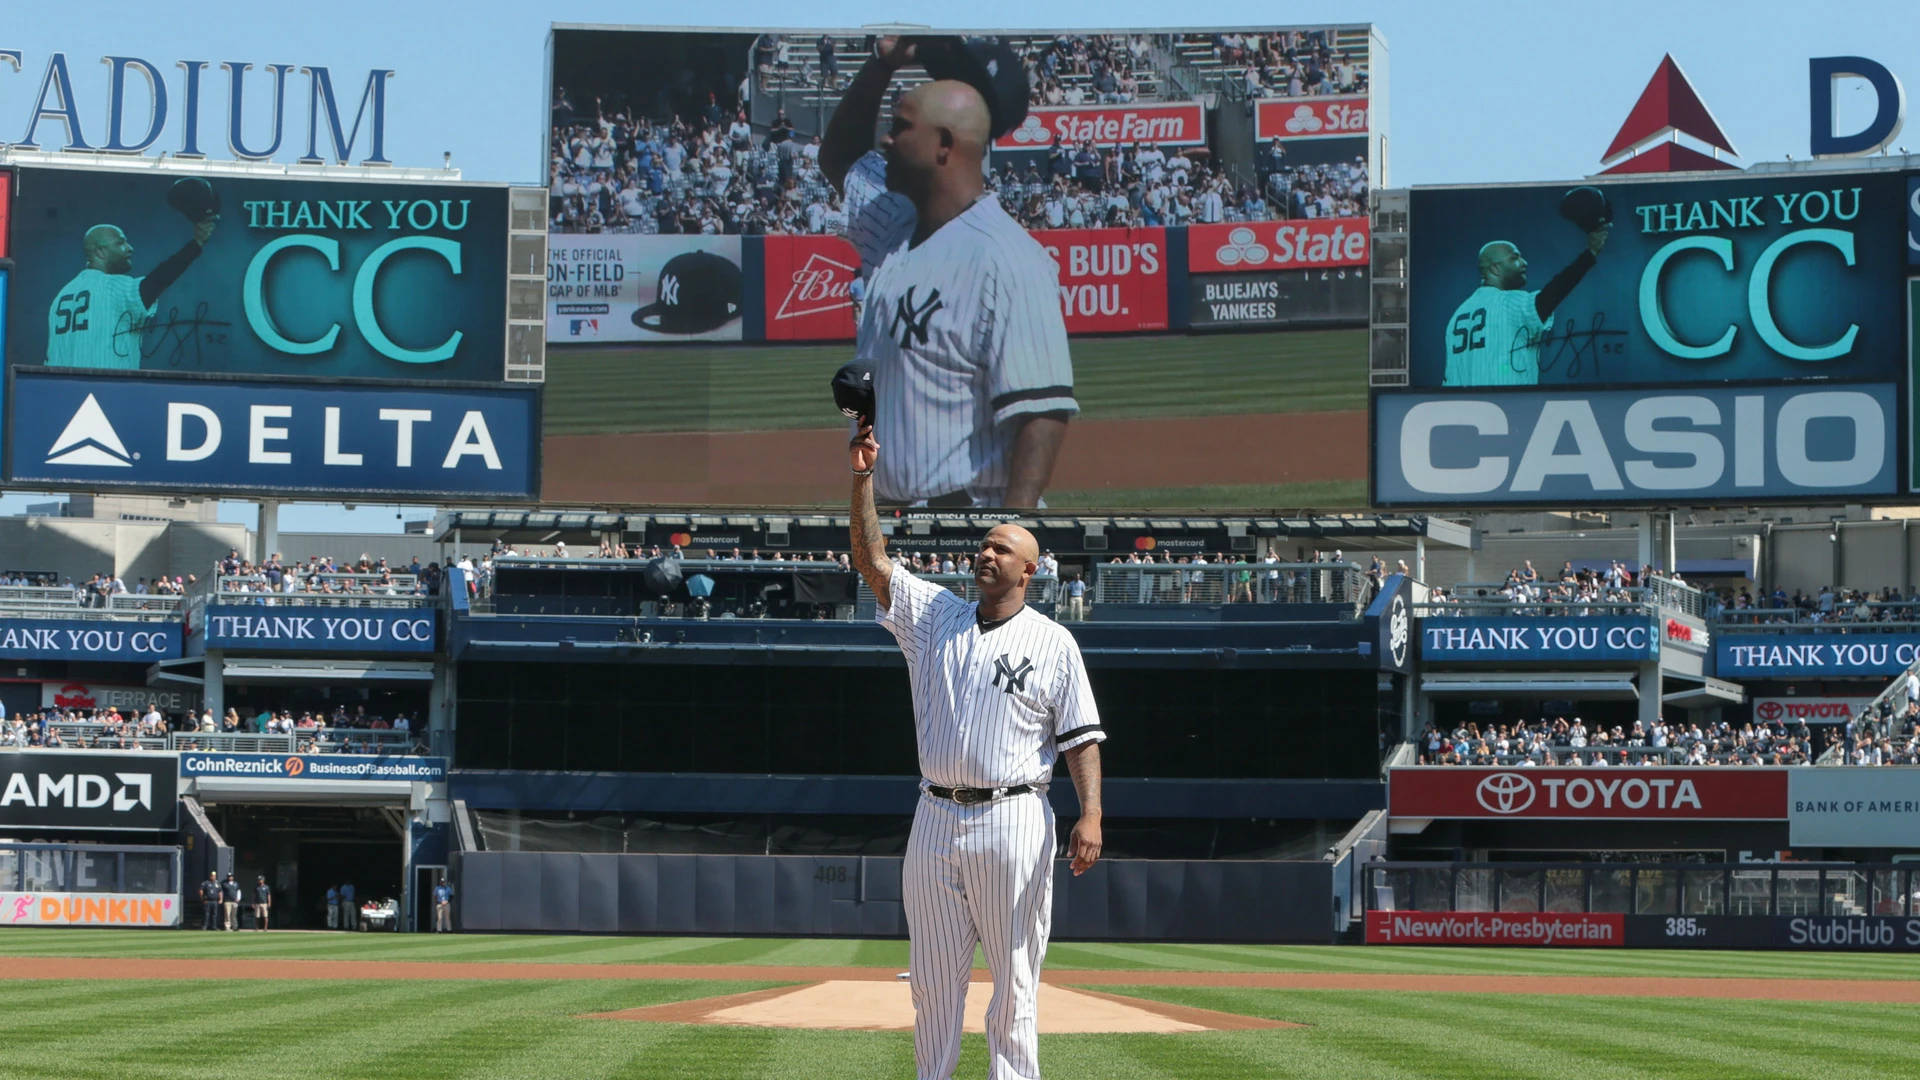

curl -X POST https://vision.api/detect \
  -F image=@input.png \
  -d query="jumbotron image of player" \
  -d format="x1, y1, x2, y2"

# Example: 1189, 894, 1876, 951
822, 36, 1076, 508
1443, 187, 1612, 387
46, 179, 220, 370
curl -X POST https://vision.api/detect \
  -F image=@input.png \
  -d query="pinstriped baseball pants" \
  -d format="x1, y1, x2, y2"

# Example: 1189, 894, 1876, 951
903, 788, 1056, 1080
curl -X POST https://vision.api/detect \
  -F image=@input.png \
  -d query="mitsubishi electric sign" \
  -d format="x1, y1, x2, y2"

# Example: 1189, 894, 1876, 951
5, 370, 539, 500
0, 752, 179, 830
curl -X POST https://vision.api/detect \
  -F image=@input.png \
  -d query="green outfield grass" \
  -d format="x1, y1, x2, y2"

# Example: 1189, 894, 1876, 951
0, 978, 1914, 1080
4, 933, 1917, 1079
3, 929, 1919, 981
542, 329, 1366, 436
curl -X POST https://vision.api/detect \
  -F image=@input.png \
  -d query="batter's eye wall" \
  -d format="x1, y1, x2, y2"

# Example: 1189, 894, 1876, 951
454, 662, 1379, 780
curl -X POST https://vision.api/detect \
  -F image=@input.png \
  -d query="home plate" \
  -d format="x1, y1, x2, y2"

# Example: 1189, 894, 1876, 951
589, 980, 1298, 1033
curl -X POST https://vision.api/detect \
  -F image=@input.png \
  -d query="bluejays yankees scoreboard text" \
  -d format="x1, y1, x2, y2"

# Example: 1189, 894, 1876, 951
0, 162, 545, 501
1373, 168, 1918, 506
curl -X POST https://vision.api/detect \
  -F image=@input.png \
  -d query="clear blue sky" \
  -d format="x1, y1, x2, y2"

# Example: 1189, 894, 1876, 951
4, 0, 1917, 531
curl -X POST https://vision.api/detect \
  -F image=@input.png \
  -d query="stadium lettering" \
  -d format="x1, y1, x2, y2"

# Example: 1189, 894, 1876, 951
1271, 223, 1366, 265
1397, 391, 1884, 495
3, 52, 393, 163
207, 614, 433, 643
1424, 624, 1648, 654
1046, 110, 1190, 144
1724, 641, 1920, 671
1637, 222, 1862, 362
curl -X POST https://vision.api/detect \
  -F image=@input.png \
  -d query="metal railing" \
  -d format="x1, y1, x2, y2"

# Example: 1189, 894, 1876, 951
1715, 602, 1920, 632
1366, 861, 1919, 918
201, 573, 430, 610
169, 732, 296, 753
1417, 598, 1649, 618
1090, 562, 1365, 612
0, 586, 183, 622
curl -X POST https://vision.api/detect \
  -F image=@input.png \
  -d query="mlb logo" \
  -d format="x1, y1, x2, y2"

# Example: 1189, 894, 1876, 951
568, 319, 600, 337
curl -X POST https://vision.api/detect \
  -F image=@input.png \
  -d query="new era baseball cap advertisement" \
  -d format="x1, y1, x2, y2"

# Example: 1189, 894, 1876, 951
540, 24, 1382, 509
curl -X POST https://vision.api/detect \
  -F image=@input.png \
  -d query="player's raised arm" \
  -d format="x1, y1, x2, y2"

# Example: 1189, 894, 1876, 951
1534, 224, 1607, 321
849, 421, 892, 610
821, 36, 914, 192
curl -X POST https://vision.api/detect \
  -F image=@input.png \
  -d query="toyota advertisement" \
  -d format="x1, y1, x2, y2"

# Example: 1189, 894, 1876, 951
539, 23, 1382, 509
1388, 767, 1789, 821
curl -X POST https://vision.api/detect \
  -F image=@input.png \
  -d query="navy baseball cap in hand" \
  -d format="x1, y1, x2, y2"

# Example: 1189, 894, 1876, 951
633, 250, 744, 334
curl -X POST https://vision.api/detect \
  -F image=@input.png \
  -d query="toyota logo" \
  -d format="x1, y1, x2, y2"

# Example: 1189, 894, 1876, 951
1474, 772, 1535, 814
1756, 701, 1783, 721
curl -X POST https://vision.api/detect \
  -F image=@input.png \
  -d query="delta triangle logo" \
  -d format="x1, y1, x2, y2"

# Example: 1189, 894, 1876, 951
45, 394, 134, 467
1599, 55, 1740, 175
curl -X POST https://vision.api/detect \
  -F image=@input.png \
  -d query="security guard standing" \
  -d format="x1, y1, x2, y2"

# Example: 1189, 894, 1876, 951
198, 872, 221, 931
220, 873, 242, 931
252, 876, 272, 931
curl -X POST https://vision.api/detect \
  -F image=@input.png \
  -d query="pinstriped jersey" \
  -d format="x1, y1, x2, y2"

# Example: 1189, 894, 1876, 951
848, 157, 1076, 504
46, 269, 152, 369
1443, 285, 1549, 387
878, 566, 1104, 790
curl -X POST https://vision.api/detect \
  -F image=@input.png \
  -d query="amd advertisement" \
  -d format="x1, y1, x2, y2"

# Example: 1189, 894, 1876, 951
542, 24, 1380, 509
0, 752, 179, 831
1376, 169, 1909, 506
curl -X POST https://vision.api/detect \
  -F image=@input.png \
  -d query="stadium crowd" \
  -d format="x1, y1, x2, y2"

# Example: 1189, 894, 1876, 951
1419, 715, 1825, 767
0, 702, 422, 755
1183, 29, 1368, 98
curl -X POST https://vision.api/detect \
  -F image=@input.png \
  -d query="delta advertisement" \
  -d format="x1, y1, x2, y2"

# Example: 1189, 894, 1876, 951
540, 24, 1379, 509
4, 165, 510, 382
6, 370, 540, 501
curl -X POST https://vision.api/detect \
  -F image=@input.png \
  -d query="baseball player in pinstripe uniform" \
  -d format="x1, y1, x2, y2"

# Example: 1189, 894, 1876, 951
45, 214, 218, 369
1442, 225, 1607, 387
824, 38, 1075, 509
850, 421, 1104, 1080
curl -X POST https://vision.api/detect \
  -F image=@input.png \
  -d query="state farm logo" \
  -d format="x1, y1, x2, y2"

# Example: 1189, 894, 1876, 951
1214, 226, 1270, 266
773, 252, 855, 320
1009, 116, 1051, 144
1283, 105, 1324, 134
1757, 700, 1783, 720
1475, 772, 1536, 814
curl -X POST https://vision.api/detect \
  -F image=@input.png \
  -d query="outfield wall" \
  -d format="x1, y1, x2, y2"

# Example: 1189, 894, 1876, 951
453, 851, 1337, 943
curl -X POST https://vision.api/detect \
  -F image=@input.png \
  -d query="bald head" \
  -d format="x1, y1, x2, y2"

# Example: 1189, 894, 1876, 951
84, 225, 135, 274
909, 80, 992, 151
974, 523, 1041, 605
986, 524, 1039, 565
1477, 241, 1527, 290
883, 80, 991, 214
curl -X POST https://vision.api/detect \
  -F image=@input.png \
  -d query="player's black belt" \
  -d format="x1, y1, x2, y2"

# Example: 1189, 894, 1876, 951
925, 784, 1033, 806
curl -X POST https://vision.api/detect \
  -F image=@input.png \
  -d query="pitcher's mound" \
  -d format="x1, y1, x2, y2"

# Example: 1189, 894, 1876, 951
589, 980, 1298, 1033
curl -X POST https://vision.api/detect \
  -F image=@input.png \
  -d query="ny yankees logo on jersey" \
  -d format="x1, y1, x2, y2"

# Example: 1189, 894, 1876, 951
992, 654, 1035, 694
891, 286, 944, 348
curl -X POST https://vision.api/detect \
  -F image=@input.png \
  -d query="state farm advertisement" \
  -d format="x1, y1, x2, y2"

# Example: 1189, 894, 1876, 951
1187, 218, 1368, 274
1753, 697, 1870, 723
1255, 95, 1370, 141
1367, 911, 1622, 947
1033, 228, 1168, 334
1389, 768, 1788, 821
997, 103, 1206, 149
763, 234, 859, 341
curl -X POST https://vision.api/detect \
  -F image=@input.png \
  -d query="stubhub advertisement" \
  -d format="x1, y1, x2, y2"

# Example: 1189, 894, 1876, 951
5, 370, 539, 500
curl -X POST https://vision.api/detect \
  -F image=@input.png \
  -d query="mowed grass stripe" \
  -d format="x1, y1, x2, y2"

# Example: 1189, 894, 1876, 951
542, 328, 1365, 436
8, 930, 1920, 982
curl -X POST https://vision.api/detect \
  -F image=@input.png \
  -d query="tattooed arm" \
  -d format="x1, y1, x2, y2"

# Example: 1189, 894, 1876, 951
849, 421, 891, 611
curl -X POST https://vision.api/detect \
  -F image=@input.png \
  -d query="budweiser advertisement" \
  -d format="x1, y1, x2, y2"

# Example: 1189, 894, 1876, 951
1035, 227, 1169, 334
1389, 768, 1789, 821
1753, 697, 1871, 723
763, 234, 859, 341
1187, 218, 1369, 274
1255, 95, 1370, 141
1367, 911, 1623, 947
996, 103, 1206, 150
